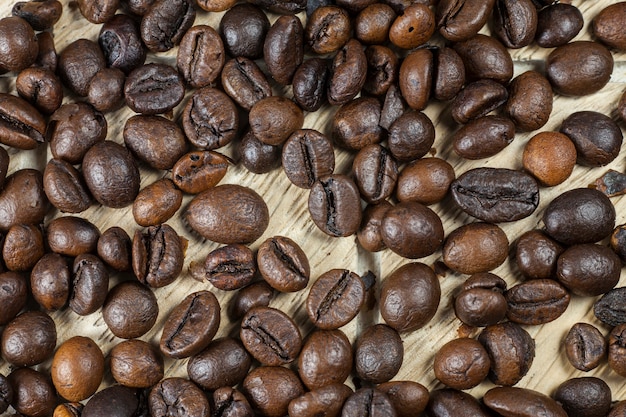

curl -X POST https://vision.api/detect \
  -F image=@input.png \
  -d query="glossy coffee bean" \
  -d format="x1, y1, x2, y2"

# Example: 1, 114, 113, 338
557, 244, 621, 297
177, 25, 224, 89
357, 201, 393, 252
592, 2, 626, 51
77, 0, 118, 23
363, 45, 398, 96
110, 339, 163, 388
450, 80, 508, 124
454, 272, 507, 327
355, 3, 396, 45
2, 310, 56, 367
264, 15, 304, 85
81, 385, 144, 417
31, 253, 70, 311
132, 223, 185, 288
239, 130, 281, 175
58, 39, 106, 97
98, 14, 147, 74
0, 373, 11, 414
560, 111, 623, 166
97, 226, 132, 272
222, 57, 272, 111
535, 3, 583, 48
172, 150, 229, 194
47, 216, 100, 257
453, 115, 515, 160
515, 230, 563, 280
389, 3, 434, 49
8, 368, 57, 417
3, 223, 44, 271
505, 279, 570, 325
125, 63, 185, 115
212, 387, 254, 417
124, 115, 187, 170
443, 222, 508, 275
554, 377, 612, 417
436, 0, 495, 42
43, 159, 92, 214
328, 39, 367, 106
0, 169, 47, 232
387, 110, 435, 162
102, 281, 159, 339
243, 366, 305, 417
492, 0, 537, 48
308, 175, 362, 237
71, 254, 109, 316
342, 388, 397, 417
219, 4, 269, 59
306, 269, 365, 329
187, 337, 252, 391
352, 144, 398, 204
16, 67, 63, 115
282, 129, 335, 189
523, 131, 576, 186
609, 324, 626, 376
140, 0, 195, 52
564, 322, 606, 372
399, 48, 432, 111
12, 0, 62, 31
305, 6, 351, 54
51, 336, 104, 402
0, 93, 46, 150
258, 236, 310, 293
484, 387, 567, 417
433, 338, 490, 390
132, 179, 183, 227
0, 16, 38, 72
249, 96, 304, 146
427, 388, 491, 417
288, 384, 352, 417
355, 324, 403, 384
292, 58, 330, 112
195, 244, 255, 291
453, 34, 513, 83
36, 30, 57, 72
332, 97, 383, 151
396, 158, 454, 205
0, 272, 28, 326
148, 378, 210, 417
505, 70, 553, 131
298, 329, 353, 390
229, 281, 274, 320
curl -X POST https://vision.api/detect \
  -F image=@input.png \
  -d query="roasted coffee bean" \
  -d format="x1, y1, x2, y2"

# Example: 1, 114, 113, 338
229, 281, 274, 320
248, 0, 306, 16
82, 385, 142, 417
87, 67, 125, 113
160, 290, 221, 358
31, 253, 70, 311
381, 201, 443, 259
399, 48, 432, 111
611, 224, 626, 263
243, 366, 304, 417
335, 0, 375, 13
133, 180, 182, 227
298, 329, 353, 390
12, 0, 62, 31
352, 144, 398, 204
536, 3, 583, 48
125, 63, 185, 115
453, 115, 515, 160
543, 188, 615, 245
484, 387, 567, 417
554, 377, 611, 417
124, 116, 187, 171
557, 244, 621, 297
77, 0, 119, 23
308, 174, 362, 237
185, 184, 269, 244
249, 96, 304, 146
188, 337, 252, 390
54, 402, 84, 417
102, 280, 159, 339
593, 2, 626, 51
8, 368, 57, 417
564, 323, 606, 372
505, 70, 553, 132
396, 158, 454, 205
0, 16, 38, 72
36, 31, 57, 72
132, 223, 185, 288
257, 236, 310, 293
357, 201, 392, 252
239, 130, 282, 175
427, 388, 492, 417
478, 322, 535, 386
282, 129, 335, 189
380, 84, 406, 131
454, 272, 508, 327
149, 378, 210, 417
288, 384, 352, 417
546, 41, 613, 96
377, 381, 428, 417
51, 336, 104, 402
47, 216, 100, 257
560, 111, 623, 166
451, 168, 539, 223
3, 224, 44, 271
609, 324, 626, 376
595, 287, 626, 326
0, 272, 28, 326
380, 262, 440, 332
222, 57, 272, 111
363, 45, 398, 97
436, 0, 495, 42
219, 4, 269, 59
332, 97, 383, 151
389, 3, 434, 49
16, 67, 63, 115
0, 374, 11, 414
387, 109, 435, 162
172, 151, 229, 194
432, 47, 465, 101
58, 39, 106, 97
65, 256, 107, 317
610, 402, 626, 417
305, 6, 351, 54
2, 310, 56, 367
355, 3, 396, 45
594, 170, 626, 198
110, 339, 164, 388
433, 338, 490, 390
196, 0, 235, 11
83, 141, 140, 208
328, 39, 367, 106
306, 269, 364, 329
342, 388, 397, 417
0, 169, 47, 232
99, 14, 147, 74
240, 306, 302, 365
450, 80, 508, 124
292, 58, 330, 112
177, 25, 224, 88
264, 15, 303, 85
97, 226, 132, 272
355, 324, 403, 384
453, 34, 513, 83
48, 102, 107, 164
505, 279, 570, 325
182, 86, 239, 150
213, 387, 254, 417
200, 244, 256, 291
443, 222, 508, 274
140, 0, 195, 52
493, 0, 537, 48
522, 131, 576, 186
0, 93, 46, 150
515, 230, 563, 280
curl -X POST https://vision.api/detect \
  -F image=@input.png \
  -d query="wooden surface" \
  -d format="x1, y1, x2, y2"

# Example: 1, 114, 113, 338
1, 0, 626, 410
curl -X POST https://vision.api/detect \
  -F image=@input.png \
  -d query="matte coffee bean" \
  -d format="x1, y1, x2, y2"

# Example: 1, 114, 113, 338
443, 222, 509, 275
177, 25, 224, 89
31, 253, 70, 311
493, 0, 537, 48
288, 384, 352, 417
249, 0, 306, 18
554, 377, 612, 417
12, 0, 62, 31
172, 150, 229, 194
0, 16, 38, 72
51, 336, 104, 402
160, 290, 220, 359
249, 96, 304, 146
187, 337, 252, 391
87, 68, 125, 113
239, 130, 282, 175
352, 144, 398, 204
355, 3, 396, 45
44, 157, 92, 213
388, 110, 435, 162
332, 97, 383, 151
16, 67, 63, 115
543, 188, 615, 245
132, 179, 182, 227
229, 281, 274, 320
380, 84, 406, 131
197, 244, 255, 291
436, 0, 495, 42
427, 388, 492, 417
132, 223, 185, 288
355, 324, 403, 384
505, 70, 553, 132
185, 184, 269, 244
560, 111, 623, 166
505, 279, 570, 325
609, 324, 626, 377
396, 158, 454, 205
515, 230, 563, 280
0, 169, 47, 232
610, 402, 626, 417
380, 262, 440, 332
595, 287, 626, 327
70, 254, 109, 316
364, 47, 398, 98
306, 269, 364, 329
399, 48, 432, 111
124, 63, 185, 115
298, 329, 353, 390
450, 80, 508, 124
478, 322, 535, 386
0, 92, 46, 150
219, 4, 269, 59
328, 39, 367, 106
258, 236, 310, 293
377, 381, 428, 417
3, 223, 44, 271
592, 2, 626, 51
557, 244, 621, 297
2, 310, 56, 367
0, 272, 28, 326
453, 34, 513, 83
58, 39, 106, 97
451, 168, 539, 223
77, 0, 119, 23
110, 339, 163, 388
243, 366, 304, 417
389, 3, 435, 49
221, 57, 272, 111
453, 115, 515, 160
8, 368, 57, 417
264, 15, 304, 85
342, 388, 397, 417
140, 0, 195, 52
523, 131, 576, 186
81, 385, 143, 417
282, 129, 335, 189
308, 175, 362, 237
433, 338, 490, 390
98, 14, 147, 74
483, 387, 567, 417
454, 272, 507, 327
123, 115, 188, 170
536, 3, 583, 48
212, 387, 254, 417
149, 378, 210, 417
357, 201, 392, 252
47, 216, 100, 257
102, 281, 159, 339
292, 58, 330, 112
97, 226, 132, 272
564, 323, 606, 372
305, 6, 351, 54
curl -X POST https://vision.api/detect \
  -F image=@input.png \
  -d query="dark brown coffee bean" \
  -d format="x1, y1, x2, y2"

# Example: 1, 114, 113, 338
478, 322, 535, 386
78, 0, 119, 23
611, 224, 626, 263
0, 169, 47, 232
505, 70, 553, 132
16, 67, 63, 115
149, 378, 209, 417
355, 3, 396, 45
199, 244, 255, 291
132, 179, 182, 227
31, 253, 70, 311
182, 86, 239, 150
493, 0, 537, 48
396, 157, 454, 205
564, 322, 606, 372
342, 388, 397, 417
610, 401, 626, 417
515, 230, 563, 280
196, 0, 235, 11
36, 30, 57, 72
453, 115, 515, 160
97, 226, 132, 272
560, 110, 623, 166
450, 80, 508, 124
140, 0, 195, 52
0, 374, 11, 414
0, 272, 27, 326
592, 2, 626, 51
0, 146, 7, 187
282, 129, 334, 189
3, 224, 43, 272
363, 45, 398, 97
595, 287, 626, 326
288, 384, 352, 417
380, 84, 406, 131
86, 67, 125, 113
451, 167, 539, 223
48, 102, 107, 164
292, 58, 330, 112
124, 63, 185, 115
332, 97, 383, 151
212, 387, 254, 417
388, 109, 435, 162
453, 34, 513, 83
2, 310, 56, 367
381, 201, 443, 259
219, 4, 269, 59
12, 0, 62, 31
172, 151, 229, 194
557, 243, 621, 297
264, 15, 303, 85
0, 92, 46, 150
0, 16, 38, 72
436, 0, 495, 42
82, 385, 143, 417
380, 262, 440, 332
243, 366, 304, 417
8, 367, 57, 417
355, 324, 403, 384
187, 337, 252, 390
99, 14, 147, 74
609, 324, 626, 377
443, 222, 508, 274
185, 184, 269, 244
555, 377, 612, 417
432, 47, 465, 102
398, 48, 432, 111
160, 290, 220, 359
484, 387, 567, 417
427, 388, 492, 417
308, 174, 362, 237
594, 170, 626, 198
58, 39, 106, 97
229, 281, 274, 321
222, 57, 272, 111
102, 280, 159, 339
177, 25, 225, 89
298, 329, 353, 390
328, 39, 367, 106
543, 188, 615, 245
47, 216, 100, 257
70, 254, 109, 316
352, 144, 398, 204
433, 338, 490, 390
523, 131, 576, 186
110, 339, 163, 388
305, 6, 351, 54
249, 0, 306, 16
377, 381, 428, 417
240, 306, 302, 366
536, 3, 583, 48
257, 236, 310, 293
132, 223, 185, 288
239, 130, 281, 175
454, 272, 507, 327
51, 336, 104, 402
505, 279, 570, 325
357, 201, 392, 252
249, 96, 304, 146
44, 159, 91, 214
306, 269, 364, 329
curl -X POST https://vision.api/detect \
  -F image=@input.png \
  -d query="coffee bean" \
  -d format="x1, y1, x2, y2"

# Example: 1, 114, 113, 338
221, 57, 272, 111
450, 80, 508, 124
522, 131, 576, 186
16, 67, 63, 115
560, 111, 623, 166
377, 381, 429, 417
58, 39, 106, 97
212, 387, 254, 417
249, 0, 306, 16
172, 150, 229, 194
355, 324, 403, 383
177, 25, 225, 89
389, 3, 434, 49
363, 45, 398, 96
355, 3, 396, 45
515, 230, 563, 280
36, 31, 58, 72
505, 279, 570, 325
264, 15, 304, 85
557, 243, 621, 297
292, 58, 330, 112
454, 273, 508, 327
132, 179, 183, 227
388, 109, 435, 162
239, 130, 282, 175
609, 324, 626, 377
8, 368, 57, 417
535, 3, 583, 48
352, 144, 398, 204
380, 84, 407, 131
436, 0, 495, 42
453, 34, 513, 83
328, 39, 367, 106
493, 0, 537, 48
433, 338, 490, 390
124, 115, 188, 170
564, 322, 606, 372
82, 385, 143, 417
219, 4, 269, 59
97, 226, 132, 272
0, 146, 7, 187
610, 402, 626, 417
305, 6, 351, 54
257, 236, 310, 293
332, 97, 383, 151
592, 2, 626, 51
453, 115, 515, 160
12, 0, 62, 31
140, 0, 195, 52
505, 70, 553, 132
298, 329, 353, 390
47, 216, 100, 257
70, 254, 109, 316
51, 336, 104, 401
84, 68, 125, 112
3, 223, 44, 271
594, 287, 626, 327
2, 310, 56, 367
78, 0, 119, 23
611, 224, 626, 263
288, 384, 352, 417
554, 377, 612, 417
357, 201, 392, 252
306, 269, 364, 329
308, 174, 362, 237
0, 92, 46, 150
229, 281, 274, 321
427, 388, 492, 417
399, 48, 432, 111
243, 366, 304, 417
197, 244, 255, 291
102, 281, 159, 339
0, 17, 38, 72
249, 96, 304, 146
31, 253, 70, 311
187, 337, 252, 391
132, 223, 185, 288
110, 339, 164, 388
432, 46, 465, 101
0, 272, 28, 326
342, 388, 397, 417
99, 14, 147, 74
443, 222, 508, 274
0, 169, 48, 232
196, 0, 235, 11
0, 373, 11, 414
282, 129, 335, 189
148, 378, 210, 417
396, 157, 454, 205
125, 63, 185, 115
483, 387, 567, 417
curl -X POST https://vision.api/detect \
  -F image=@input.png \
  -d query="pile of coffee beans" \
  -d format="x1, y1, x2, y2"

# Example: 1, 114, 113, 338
0, 0, 624, 415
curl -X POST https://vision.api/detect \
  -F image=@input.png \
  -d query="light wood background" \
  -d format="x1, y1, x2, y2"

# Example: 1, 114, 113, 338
0, 0, 625, 411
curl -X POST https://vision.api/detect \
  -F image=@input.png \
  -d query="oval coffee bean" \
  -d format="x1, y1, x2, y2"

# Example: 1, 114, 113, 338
249, 96, 304, 146
257, 236, 310, 293
308, 174, 362, 237
505, 70, 553, 132
243, 366, 304, 417
177, 25, 224, 89
282, 129, 335, 189
389, 3, 434, 49
3, 224, 44, 272
453, 34, 513, 83
0, 93, 46, 150
387, 110, 435, 162
102, 281, 159, 339
355, 324, 403, 384
110, 339, 163, 388
31, 253, 70, 311
560, 110, 623, 167
352, 144, 398, 204
2, 310, 56, 367
238, 130, 282, 175
0, 272, 28, 326
125, 63, 185, 115
505, 279, 570, 325
298, 329, 353, 390
557, 244, 621, 297
450, 79, 508, 124
522, 131, 577, 187
433, 338, 490, 390
264, 15, 303, 85
564, 322, 606, 372
228, 281, 274, 321
140, 0, 195, 52
187, 337, 252, 391
554, 377, 612, 417
342, 388, 397, 417
515, 230, 563, 280
132, 224, 185, 288
148, 378, 210, 417
219, 3, 269, 59
377, 381, 429, 417
0, 169, 47, 232
398, 48, 432, 111
453, 115, 515, 160
443, 222, 509, 275
47, 216, 100, 257
483, 387, 567, 417
454, 273, 508, 327
82, 385, 142, 417
70, 254, 109, 316
292, 58, 330, 112
221, 57, 272, 111
58, 39, 106, 97
593, 2, 626, 50
492, 0, 537, 48
182, 87, 239, 150
97, 226, 132, 272
427, 388, 492, 417
43, 159, 92, 213
436, 0, 495, 42
51, 336, 104, 402
535, 3, 583, 48
288, 384, 353, 417
172, 150, 229, 194
332, 97, 383, 151
594, 287, 626, 327
328, 39, 367, 106
306, 269, 365, 330
132, 179, 183, 227
8, 367, 57, 417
